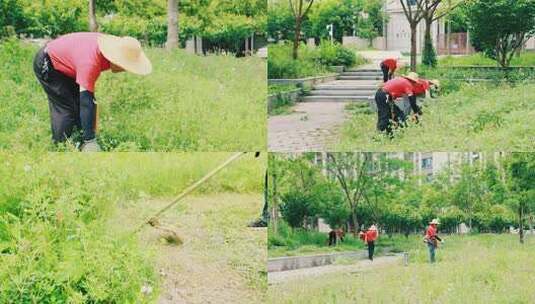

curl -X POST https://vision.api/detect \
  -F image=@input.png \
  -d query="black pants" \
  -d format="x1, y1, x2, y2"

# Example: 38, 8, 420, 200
33, 47, 82, 143
380, 63, 392, 83
367, 241, 375, 260
375, 89, 406, 134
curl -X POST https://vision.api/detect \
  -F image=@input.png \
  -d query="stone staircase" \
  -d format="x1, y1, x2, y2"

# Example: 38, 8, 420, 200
302, 68, 381, 102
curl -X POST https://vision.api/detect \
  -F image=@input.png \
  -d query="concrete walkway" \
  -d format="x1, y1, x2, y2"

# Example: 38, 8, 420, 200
268, 101, 349, 152
268, 255, 403, 284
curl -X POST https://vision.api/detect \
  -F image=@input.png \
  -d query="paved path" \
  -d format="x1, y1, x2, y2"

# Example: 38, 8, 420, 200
267, 51, 408, 152
268, 255, 403, 284
268, 101, 349, 152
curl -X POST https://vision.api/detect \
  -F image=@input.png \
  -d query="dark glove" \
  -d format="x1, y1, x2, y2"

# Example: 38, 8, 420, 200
80, 90, 97, 141
408, 95, 422, 115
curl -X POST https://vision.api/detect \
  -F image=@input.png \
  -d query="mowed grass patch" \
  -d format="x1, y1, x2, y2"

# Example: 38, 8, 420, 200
338, 83, 535, 151
268, 234, 535, 304
0, 39, 266, 152
0, 152, 265, 302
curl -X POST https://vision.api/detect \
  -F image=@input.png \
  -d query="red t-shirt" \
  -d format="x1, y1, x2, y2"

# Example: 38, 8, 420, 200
413, 80, 430, 95
365, 230, 378, 242
383, 77, 415, 99
426, 225, 437, 239
46, 32, 111, 93
382, 58, 397, 71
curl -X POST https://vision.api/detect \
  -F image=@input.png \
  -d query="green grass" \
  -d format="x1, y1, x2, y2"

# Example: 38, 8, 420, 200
268, 84, 299, 94
439, 52, 535, 67
268, 234, 535, 304
338, 83, 535, 151
0, 39, 266, 152
0, 152, 265, 302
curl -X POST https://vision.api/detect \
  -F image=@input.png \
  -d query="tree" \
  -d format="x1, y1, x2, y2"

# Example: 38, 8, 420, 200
419, 0, 464, 67
89, 0, 98, 32
326, 153, 372, 234
399, 0, 425, 71
166, 0, 179, 50
506, 153, 535, 244
289, 0, 315, 59
467, 0, 535, 68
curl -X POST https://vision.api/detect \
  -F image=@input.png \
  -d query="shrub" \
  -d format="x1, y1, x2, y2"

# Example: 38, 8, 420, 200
422, 38, 437, 67
317, 40, 357, 67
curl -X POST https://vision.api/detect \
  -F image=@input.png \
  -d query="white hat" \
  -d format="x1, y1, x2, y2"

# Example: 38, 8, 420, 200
429, 219, 440, 225
369, 224, 377, 231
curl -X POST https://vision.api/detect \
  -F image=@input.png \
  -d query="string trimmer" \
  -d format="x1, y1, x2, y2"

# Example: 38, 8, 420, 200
132, 152, 258, 244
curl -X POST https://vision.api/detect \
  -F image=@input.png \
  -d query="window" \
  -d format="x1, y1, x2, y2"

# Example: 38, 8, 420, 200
422, 157, 433, 169
407, 0, 417, 5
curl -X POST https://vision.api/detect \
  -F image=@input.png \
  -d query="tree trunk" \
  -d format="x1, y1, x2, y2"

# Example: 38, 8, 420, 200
410, 22, 418, 72
89, 0, 98, 32
166, 0, 179, 50
271, 173, 278, 234
293, 16, 302, 60
519, 204, 524, 244
351, 206, 359, 235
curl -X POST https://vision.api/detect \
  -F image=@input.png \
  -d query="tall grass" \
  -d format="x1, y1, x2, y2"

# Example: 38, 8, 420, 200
440, 52, 535, 67
339, 83, 535, 151
0, 152, 265, 302
0, 39, 266, 152
268, 234, 535, 304
268, 221, 365, 257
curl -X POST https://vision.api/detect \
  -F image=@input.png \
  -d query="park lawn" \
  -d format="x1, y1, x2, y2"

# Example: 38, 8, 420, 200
338, 83, 535, 151
440, 52, 535, 67
0, 152, 265, 303
268, 234, 535, 304
0, 39, 266, 152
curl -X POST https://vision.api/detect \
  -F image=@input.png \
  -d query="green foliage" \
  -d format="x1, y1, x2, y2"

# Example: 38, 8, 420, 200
340, 83, 535, 151
0, 0, 27, 37
271, 152, 534, 241
268, 0, 384, 43
422, 36, 437, 67
466, 0, 535, 67
268, 43, 328, 78
0, 39, 266, 151
439, 52, 535, 67
317, 40, 357, 67
0, 153, 263, 302
268, 42, 362, 78
100, 15, 167, 46
269, 235, 535, 303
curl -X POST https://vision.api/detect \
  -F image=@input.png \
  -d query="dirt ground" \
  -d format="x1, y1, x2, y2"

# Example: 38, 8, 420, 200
110, 193, 266, 304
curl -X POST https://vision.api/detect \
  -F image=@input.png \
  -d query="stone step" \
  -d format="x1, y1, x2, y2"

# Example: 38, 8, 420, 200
314, 84, 378, 90
341, 71, 382, 76
338, 75, 383, 80
309, 90, 376, 96
302, 95, 372, 102
346, 68, 381, 72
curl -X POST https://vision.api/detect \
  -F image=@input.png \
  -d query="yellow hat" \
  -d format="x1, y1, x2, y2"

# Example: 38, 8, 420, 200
97, 34, 152, 75
402, 72, 419, 82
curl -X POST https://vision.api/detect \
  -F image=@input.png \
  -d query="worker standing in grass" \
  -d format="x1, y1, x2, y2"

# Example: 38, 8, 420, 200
361, 224, 378, 261
33, 32, 152, 151
424, 219, 443, 263
380, 58, 399, 82
374, 72, 423, 135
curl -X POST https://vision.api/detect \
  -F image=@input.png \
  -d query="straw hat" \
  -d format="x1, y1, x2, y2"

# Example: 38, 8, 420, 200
369, 224, 377, 231
430, 79, 441, 88
97, 34, 152, 75
402, 72, 419, 82
429, 219, 440, 225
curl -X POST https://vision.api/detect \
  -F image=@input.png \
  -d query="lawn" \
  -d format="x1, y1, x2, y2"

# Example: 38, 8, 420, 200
0, 152, 266, 303
439, 52, 535, 67
268, 234, 535, 304
338, 83, 535, 151
0, 39, 266, 152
